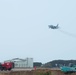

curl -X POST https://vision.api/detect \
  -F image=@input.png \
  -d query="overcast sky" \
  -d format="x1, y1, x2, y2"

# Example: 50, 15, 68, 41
0, 0, 76, 63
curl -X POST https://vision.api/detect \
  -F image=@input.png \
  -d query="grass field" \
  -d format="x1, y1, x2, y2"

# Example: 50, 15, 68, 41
0, 69, 76, 75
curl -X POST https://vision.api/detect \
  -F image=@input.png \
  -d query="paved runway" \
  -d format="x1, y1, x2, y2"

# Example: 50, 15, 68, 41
0, 68, 60, 73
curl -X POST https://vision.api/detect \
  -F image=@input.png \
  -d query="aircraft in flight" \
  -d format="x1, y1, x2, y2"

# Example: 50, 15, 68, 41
48, 24, 59, 29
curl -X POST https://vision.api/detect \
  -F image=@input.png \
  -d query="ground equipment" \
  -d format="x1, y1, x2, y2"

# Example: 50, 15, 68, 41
0, 62, 14, 71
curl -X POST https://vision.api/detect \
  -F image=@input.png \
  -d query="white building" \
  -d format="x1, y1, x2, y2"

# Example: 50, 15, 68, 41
4, 58, 33, 68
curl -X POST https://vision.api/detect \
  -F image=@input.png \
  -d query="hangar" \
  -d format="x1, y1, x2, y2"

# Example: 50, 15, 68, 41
4, 58, 33, 68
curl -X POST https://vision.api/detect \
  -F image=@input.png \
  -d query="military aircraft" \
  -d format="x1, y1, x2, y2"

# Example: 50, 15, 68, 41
48, 24, 59, 29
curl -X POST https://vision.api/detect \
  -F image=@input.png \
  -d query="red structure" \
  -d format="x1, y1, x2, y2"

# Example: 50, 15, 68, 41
0, 62, 14, 71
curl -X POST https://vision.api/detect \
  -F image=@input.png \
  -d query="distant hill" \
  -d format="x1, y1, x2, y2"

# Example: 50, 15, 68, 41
41, 60, 76, 68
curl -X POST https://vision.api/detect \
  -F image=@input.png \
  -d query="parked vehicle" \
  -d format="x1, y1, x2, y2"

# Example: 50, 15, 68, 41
0, 62, 14, 71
